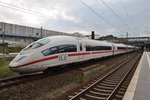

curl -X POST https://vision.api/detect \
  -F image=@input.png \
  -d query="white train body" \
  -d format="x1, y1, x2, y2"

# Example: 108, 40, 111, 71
9, 36, 135, 73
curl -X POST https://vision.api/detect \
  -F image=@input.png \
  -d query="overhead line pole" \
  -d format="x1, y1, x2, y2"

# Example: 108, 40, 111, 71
2, 23, 5, 55
126, 32, 128, 50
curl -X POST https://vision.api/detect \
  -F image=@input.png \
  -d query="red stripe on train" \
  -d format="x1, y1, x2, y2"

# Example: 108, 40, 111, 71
91, 50, 113, 54
11, 50, 127, 68
68, 52, 91, 56
11, 55, 58, 68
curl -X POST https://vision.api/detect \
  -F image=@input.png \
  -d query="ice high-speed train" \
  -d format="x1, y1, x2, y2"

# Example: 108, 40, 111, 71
9, 36, 135, 73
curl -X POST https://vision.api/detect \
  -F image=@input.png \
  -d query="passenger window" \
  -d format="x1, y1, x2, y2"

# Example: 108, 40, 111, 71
50, 47, 58, 53
85, 45, 111, 51
42, 44, 77, 56
42, 47, 58, 56
86, 45, 91, 51
58, 45, 77, 53
57, 45, 68, 53
42, 49, 52, 56
117, 47, 126, 50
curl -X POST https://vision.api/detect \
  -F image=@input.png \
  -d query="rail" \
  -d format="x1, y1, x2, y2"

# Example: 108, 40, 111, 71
69, 52, 141, 100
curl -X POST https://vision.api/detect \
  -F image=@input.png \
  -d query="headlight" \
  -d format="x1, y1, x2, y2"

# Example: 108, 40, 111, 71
16, 56, 27, 62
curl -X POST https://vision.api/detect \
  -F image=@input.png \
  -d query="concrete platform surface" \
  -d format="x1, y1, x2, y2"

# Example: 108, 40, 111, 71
123, 52, 150, 100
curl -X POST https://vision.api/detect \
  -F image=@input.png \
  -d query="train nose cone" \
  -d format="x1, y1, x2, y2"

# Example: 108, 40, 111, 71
9, 61, 14, 68
9, 61, 22, 72
9, 61, 20, 68
9, 62, 15, 71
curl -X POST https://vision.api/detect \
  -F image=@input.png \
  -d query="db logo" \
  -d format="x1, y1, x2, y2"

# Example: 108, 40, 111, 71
59, 54, 67, 61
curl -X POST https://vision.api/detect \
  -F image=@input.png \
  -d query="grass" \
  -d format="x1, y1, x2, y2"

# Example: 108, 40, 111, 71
0, 58, 17, 78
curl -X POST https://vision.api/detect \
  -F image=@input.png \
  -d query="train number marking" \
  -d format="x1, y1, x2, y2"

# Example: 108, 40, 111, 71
59, 54, 67, 61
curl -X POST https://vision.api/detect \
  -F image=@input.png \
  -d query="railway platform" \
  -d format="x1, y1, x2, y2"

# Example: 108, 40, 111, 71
123, 51, 150, 100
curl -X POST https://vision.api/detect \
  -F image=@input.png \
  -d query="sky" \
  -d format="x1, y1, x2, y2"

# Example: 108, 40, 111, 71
0, 0, 150, 37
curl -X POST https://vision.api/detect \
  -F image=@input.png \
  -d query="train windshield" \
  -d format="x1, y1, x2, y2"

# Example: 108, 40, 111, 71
23, 38, 50, 51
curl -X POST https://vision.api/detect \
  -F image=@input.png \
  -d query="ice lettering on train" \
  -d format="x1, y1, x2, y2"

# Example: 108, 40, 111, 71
59, 54, 67, 61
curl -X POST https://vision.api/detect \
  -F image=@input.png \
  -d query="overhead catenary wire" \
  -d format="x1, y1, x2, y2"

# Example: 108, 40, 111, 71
0, 2, 52, 19
12, 0, 100, 31
79, 0, 125, 33
119, 0, 139, 35
0, 1, 93, 31
99, 0, 137, 35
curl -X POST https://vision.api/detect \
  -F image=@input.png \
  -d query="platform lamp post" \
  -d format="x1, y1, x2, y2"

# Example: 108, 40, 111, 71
91, 31, 95, 40
41, 27, 43, 39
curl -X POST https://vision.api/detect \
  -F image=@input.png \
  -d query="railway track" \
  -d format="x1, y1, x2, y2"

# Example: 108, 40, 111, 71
0, 72, 46, 89
68, 52, 141, 100
0, 51, 141, 99
0, 52, 135, 90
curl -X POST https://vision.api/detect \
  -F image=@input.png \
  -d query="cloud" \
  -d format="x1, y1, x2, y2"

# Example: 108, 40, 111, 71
0, 0, 149, 37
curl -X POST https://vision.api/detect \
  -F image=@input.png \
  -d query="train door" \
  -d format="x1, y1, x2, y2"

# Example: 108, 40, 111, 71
78, 41, 84, 60
112, 44, 115, 55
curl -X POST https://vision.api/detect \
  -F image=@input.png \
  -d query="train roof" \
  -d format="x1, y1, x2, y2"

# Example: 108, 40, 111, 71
47, 36, 113, 45
40, 36, 136, 48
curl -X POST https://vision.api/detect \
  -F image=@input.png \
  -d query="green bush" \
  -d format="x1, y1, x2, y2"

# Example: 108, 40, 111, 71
0, 58, 7, 67
0, 58, 17, 78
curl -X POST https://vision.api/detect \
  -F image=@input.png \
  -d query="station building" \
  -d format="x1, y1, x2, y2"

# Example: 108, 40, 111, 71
0, 22, 82, 46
